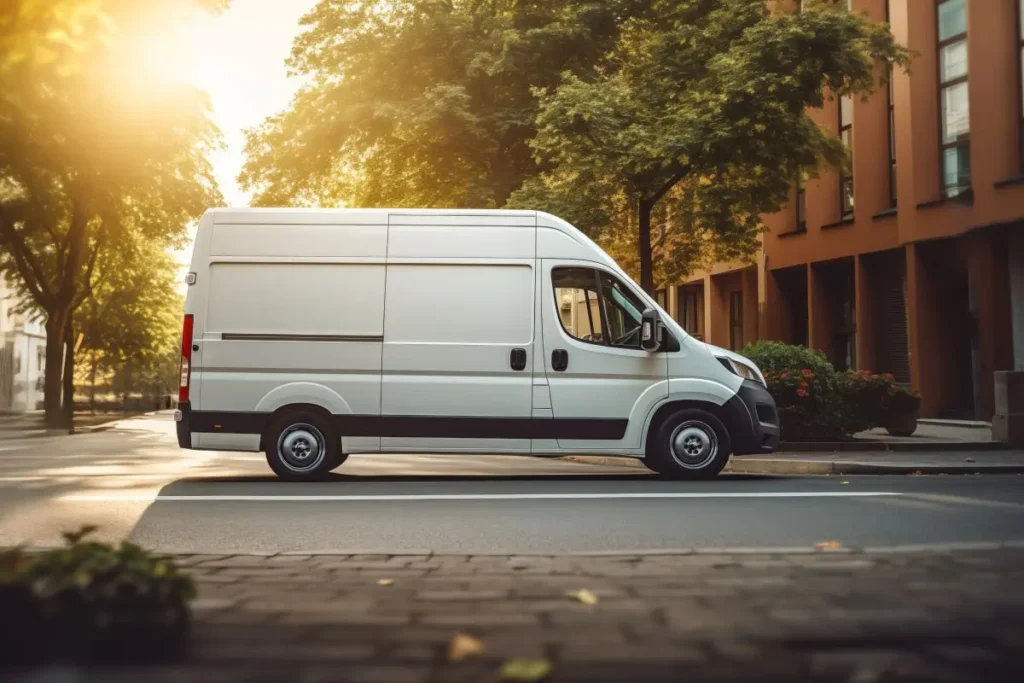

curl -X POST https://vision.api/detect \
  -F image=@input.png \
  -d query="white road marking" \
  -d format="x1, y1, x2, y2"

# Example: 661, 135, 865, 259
62, 491, 903, 502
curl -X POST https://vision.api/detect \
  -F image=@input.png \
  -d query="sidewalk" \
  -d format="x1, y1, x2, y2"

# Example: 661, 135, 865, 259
782, 420, 1002, 453
0, 411, 139, 439
10, 546, 1024, 682
564, 450, 1024, 475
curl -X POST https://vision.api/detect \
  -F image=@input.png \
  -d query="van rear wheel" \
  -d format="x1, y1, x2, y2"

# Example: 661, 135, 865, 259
644, 408, 731, 480
265, 411, 343, 481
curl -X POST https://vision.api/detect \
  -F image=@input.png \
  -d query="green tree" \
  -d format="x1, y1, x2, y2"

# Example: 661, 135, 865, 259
510, 0, 911, 292
240, 0, 647, 208
0, 0, 223, 426
76, 241, 183, 411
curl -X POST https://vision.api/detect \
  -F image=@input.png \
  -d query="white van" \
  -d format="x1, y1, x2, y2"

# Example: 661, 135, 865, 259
175, 208, 779, 480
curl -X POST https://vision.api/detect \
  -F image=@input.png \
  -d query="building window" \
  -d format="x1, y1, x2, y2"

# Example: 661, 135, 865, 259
1017, 0, 1024, 170
938, 0, 970, 197
888, 67, 897, 206
677, 285, 704, 341
839, 94, 854, 218
729, 291, 744, 351
886, 0, 897, 207
796, 172, 807, 232
654, 289, 667, 311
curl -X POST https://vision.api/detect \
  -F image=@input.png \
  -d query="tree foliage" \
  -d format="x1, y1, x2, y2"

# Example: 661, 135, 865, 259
511, 0, 912, 291
0, 0, 223, 424
76, 241, 184, 403
244, 0, 909, 294
240, 0, 646, 208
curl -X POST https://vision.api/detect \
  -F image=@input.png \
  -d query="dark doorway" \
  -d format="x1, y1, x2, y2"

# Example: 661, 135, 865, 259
771, 266, 808, 347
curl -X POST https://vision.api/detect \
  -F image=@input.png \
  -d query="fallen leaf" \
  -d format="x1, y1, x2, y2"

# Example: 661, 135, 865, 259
447, 632, 485, 662
566, 589, 599, 606
815, 540, 844, 550
377, 578, 394, 586
500, 658, 553, 682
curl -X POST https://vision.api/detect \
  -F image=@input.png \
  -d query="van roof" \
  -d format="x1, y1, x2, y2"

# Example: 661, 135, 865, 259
206, 207, 536, 222
202, 207, 622, 276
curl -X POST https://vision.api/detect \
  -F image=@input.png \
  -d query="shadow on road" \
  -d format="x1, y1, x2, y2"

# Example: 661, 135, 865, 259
155, 472, 782, 488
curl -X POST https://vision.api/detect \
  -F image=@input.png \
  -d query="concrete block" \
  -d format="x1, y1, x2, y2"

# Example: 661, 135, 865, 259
994, 371, 1024, 415
992, 412, 1024, 446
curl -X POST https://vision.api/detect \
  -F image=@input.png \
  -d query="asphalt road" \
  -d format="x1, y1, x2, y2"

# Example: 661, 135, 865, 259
1, 413, 1023, 554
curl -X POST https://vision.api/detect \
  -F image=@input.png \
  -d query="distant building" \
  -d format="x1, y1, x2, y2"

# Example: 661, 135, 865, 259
658, 0, 1024, 421
0, 278, 47, 413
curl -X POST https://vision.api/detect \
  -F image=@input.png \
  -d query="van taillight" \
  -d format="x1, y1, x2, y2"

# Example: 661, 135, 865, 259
178, 314, 194, 403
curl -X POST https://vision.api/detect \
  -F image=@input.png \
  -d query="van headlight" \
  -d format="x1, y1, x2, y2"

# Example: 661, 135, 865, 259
716, 356, 766, 387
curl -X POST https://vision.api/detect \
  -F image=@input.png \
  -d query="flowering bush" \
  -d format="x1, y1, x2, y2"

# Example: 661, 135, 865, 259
837, 370, 921, 433
742, 341, 847, 441
741, 342, 921, 442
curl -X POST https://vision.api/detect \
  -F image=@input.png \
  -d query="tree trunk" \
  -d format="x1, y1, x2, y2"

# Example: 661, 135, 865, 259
637, 198, 655, 294
89, 349, 97, 414
43, 312, 68, 428
62, 313, 75, 432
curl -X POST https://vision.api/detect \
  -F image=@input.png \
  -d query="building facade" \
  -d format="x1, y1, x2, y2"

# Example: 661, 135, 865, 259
661, 0, 1024, 420
0, 278, 47, 413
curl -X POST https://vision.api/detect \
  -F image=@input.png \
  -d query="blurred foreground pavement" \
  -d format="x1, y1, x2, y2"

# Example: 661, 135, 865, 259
9, 547, 1024, 683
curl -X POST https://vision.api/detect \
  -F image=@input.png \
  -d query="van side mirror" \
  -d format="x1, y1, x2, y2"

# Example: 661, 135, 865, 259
640, 309, 662, 352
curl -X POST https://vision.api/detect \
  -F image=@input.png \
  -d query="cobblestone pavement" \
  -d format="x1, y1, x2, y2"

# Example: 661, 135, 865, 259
11, 547, 1024, 682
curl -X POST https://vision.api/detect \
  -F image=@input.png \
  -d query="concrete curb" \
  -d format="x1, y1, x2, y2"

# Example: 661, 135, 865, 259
560, 454, 1024, 476
778, 440, 1007, 452
16, 540, 1024, 557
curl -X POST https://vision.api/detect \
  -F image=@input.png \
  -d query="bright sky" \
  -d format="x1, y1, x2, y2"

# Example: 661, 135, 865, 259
168, 0, 321, 284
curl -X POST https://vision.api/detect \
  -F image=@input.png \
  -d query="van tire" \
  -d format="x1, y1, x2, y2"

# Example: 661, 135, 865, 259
644, 408, 731, 479
265, 411, 342, 481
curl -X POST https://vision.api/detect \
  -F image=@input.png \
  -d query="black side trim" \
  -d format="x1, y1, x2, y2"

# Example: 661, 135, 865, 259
221, 333, 384, 342
187, 412, 628, 441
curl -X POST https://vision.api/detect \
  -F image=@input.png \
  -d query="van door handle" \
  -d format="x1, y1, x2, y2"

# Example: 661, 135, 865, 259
510, 348, 527, 371
551, 349, 568, 372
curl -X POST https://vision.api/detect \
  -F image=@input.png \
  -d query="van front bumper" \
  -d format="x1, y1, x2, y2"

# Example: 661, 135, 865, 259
175, 401, 192, 449
724, 380, 781, 455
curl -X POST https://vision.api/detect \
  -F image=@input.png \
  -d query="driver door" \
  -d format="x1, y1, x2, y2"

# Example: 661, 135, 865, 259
539, 261, 668, 450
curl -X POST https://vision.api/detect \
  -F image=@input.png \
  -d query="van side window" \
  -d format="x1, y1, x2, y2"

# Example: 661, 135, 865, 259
552, 268, 644, 349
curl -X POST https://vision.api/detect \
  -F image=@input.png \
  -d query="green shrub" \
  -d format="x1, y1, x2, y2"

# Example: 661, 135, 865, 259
0, 526, 195, 664
740, 341, 923, 441
837, 370, 922, 433
740, 341, 848, 441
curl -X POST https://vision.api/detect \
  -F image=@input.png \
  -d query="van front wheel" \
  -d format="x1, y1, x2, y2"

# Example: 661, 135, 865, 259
644, 408, 731, 479
265, 411, 342, 481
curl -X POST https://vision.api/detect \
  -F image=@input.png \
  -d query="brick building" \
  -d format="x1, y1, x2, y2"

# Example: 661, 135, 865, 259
660, 0, 1024, 421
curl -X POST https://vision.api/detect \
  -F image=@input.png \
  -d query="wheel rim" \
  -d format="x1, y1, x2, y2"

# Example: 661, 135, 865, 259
277, 423, 326, 473
669, 421, 719, 470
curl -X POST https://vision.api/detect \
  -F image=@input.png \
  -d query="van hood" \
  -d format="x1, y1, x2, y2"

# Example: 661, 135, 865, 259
702, 342, 767, 387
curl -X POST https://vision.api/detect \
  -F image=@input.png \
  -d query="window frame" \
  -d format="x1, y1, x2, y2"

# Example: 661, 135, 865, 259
937, 0, 970, 198
1017, 0, 1024, 171
885, 0, 897, 208
551, 266, 646, 350
677, 285, 705, 341
839, 94, 854, 219
795, 172, 807, 233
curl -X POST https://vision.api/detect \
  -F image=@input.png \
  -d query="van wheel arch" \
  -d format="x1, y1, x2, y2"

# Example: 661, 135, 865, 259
644, 400, 738, 457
